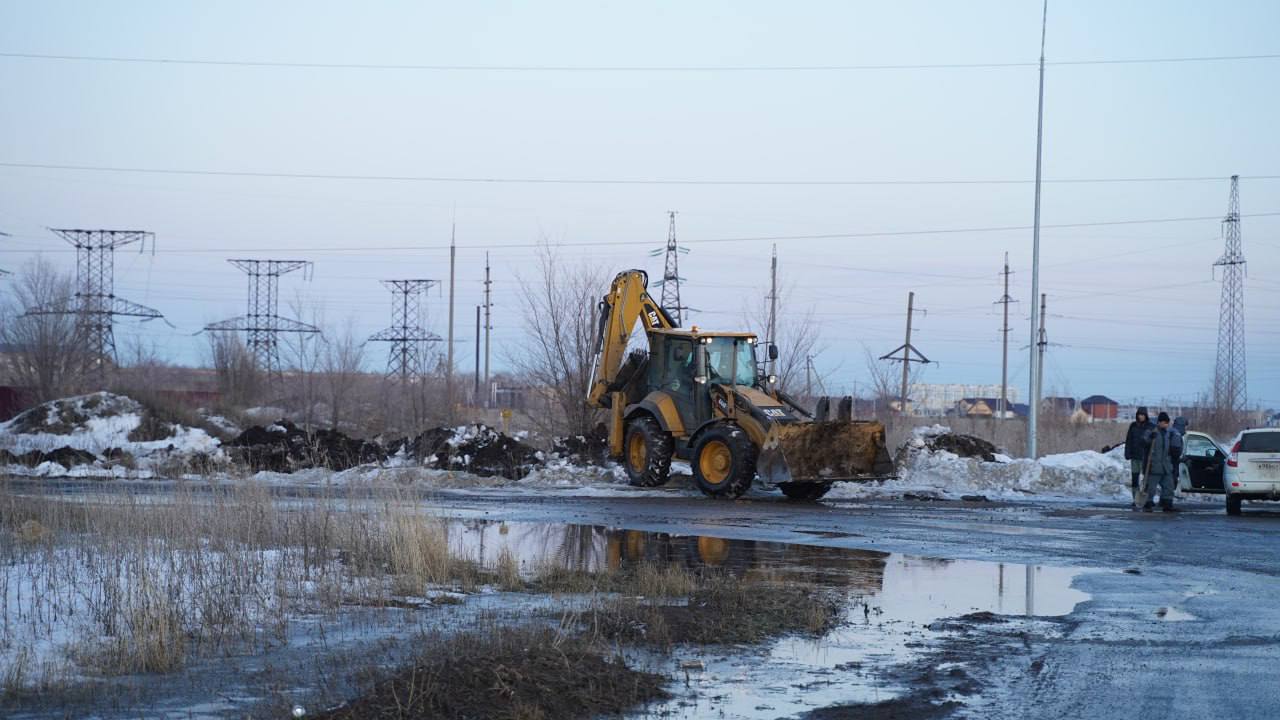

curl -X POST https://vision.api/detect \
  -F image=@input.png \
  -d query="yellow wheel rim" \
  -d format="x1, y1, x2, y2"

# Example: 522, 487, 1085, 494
699, 439, 733, 485
696, 536, 731, 566
627, 432, 647, 472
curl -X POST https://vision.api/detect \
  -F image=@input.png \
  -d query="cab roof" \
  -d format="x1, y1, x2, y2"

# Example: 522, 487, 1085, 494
651, 328, 758, 339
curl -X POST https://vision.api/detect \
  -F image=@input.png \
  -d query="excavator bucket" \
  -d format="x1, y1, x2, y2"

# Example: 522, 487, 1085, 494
757, 420, 894, 485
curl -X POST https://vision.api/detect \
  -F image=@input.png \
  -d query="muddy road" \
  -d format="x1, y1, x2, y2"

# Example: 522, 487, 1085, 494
5, 480, 1280, 719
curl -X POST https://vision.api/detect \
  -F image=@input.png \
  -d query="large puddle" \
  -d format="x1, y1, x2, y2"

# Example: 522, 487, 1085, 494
446, 521, 1091, 718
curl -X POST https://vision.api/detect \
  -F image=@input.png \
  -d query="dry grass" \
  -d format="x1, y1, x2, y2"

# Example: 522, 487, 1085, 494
0, 483, 486, 685
312, 625, 668, 720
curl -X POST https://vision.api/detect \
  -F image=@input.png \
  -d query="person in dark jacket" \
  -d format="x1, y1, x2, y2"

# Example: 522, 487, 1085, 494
1143, 412, 1180, 512
1124, 407, 1155, 507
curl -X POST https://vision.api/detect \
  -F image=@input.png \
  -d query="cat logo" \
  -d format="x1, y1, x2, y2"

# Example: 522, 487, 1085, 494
646, 310, 660, 327
763, 408, 787, 418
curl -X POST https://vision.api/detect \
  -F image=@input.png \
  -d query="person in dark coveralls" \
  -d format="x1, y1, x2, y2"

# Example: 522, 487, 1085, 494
1124, 407, 1155, 509
1143, 412, 1180, 513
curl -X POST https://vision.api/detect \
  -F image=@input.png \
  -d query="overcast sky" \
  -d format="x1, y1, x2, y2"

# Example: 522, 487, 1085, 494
1, 1, 1278, 409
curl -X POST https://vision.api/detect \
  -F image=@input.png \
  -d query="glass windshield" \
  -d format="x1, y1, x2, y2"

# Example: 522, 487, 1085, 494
704, 337, 758, 386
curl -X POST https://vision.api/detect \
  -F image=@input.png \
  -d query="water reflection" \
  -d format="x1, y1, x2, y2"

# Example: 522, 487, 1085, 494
446, 521, 1089, 619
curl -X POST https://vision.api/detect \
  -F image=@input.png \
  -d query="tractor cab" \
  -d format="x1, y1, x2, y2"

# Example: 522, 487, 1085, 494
645, 329, 766, 432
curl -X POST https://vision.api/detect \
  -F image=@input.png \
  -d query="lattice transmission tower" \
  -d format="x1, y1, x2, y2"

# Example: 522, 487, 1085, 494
368, 279, 441, 383
1213, 175, 1247, 411
205, 259, 318, 375
24, 229, 164, 377
651, 211, 690, 326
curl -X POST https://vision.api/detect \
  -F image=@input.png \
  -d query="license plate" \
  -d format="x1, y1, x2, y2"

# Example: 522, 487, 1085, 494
1257, 462, 1280, 478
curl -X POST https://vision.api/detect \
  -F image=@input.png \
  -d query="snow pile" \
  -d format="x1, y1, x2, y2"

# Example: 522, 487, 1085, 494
0, 392, 223, 478
402, 424, 545, 479
831, 425, 1130, 501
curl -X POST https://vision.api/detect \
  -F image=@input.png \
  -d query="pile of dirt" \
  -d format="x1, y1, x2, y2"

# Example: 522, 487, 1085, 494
226, 421, 385, 473
920, 432, 1000, 462
313, 627, 668, 720
4, 392, 138, 435
407, 424, 543, 479
551, 423, 611, 466
0, 446, 98, 469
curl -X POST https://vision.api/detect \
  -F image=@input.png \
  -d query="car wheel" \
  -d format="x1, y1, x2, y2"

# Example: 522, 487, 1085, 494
1226, 494, 1243, 516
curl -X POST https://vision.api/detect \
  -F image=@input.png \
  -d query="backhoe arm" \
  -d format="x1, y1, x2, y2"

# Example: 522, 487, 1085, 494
587, 269, 674, 409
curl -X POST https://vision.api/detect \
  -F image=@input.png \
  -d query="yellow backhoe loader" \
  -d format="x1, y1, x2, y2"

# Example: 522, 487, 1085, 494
588, 269, 893, 500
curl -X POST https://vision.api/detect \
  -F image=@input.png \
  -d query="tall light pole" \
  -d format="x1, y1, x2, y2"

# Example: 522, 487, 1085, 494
1027, 0, 1048, 459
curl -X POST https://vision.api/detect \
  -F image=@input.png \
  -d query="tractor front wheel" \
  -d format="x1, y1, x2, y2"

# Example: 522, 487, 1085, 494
691, 424, 756, 498
623, 415, 673, 487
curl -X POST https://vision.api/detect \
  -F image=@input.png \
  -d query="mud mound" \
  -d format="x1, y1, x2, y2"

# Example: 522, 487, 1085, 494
4, 392, 141, 436
0, 446, 97, 469
227, 421, 385, 473
409, 424, 543, 479
552, 423, 611, 466
922, 432, 999, 462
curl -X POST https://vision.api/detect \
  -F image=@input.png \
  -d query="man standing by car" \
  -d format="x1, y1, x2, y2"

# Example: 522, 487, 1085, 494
1144, 412, 1180, 512
1124, 407, 1155, 509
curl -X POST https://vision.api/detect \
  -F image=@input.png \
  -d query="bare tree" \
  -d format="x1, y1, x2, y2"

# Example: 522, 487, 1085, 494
205, 330, 261, 408
508, 245, 608, 436
741, 281, 827, 394
0, 257, 83, 400
282, 295, 325, 429
863, 345, 926, 414
321, 316, 367, 430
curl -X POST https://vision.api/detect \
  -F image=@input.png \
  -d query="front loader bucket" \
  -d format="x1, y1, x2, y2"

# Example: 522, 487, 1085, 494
757, 420, 893, 486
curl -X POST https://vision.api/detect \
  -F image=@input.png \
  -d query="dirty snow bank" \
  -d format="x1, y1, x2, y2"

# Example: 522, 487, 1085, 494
0, 392, 223, 478
830, 425, 1129, 501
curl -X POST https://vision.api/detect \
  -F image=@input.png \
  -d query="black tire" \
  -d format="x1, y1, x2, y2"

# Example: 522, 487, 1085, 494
779, 482, 833, 501
623, 415, 673, 487
691, 424, 756, 498
1226, 494, 1243, 516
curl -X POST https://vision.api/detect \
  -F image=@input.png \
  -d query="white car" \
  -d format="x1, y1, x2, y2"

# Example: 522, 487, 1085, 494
1178, 430, 1228, 494
1224, 428, 1280, 515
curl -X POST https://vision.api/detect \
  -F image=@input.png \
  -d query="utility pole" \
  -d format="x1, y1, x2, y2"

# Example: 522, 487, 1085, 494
1213, 175, 1247, 412
23, 229, 165, 381
994, 252, 1017, 418
1036, 293, 1048, 420
805, 354, 815, 402
204, 259, 317, 378
767, 244, 778, 376
474, 305, 481, 402
880, 291, 930, 415
446, 223, 456, 420
483, 252, 493, 407
1027, 0, 1049, 458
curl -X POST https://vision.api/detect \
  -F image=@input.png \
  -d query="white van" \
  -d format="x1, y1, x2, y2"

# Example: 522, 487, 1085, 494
1225, 428, 1280, 515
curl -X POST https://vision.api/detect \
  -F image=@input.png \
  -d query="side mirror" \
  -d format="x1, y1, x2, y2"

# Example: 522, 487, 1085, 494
694, 345, 708, 384
768, 343, 779, 361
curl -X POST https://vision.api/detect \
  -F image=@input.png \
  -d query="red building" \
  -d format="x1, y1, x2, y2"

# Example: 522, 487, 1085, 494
1080, 394, 1119, 421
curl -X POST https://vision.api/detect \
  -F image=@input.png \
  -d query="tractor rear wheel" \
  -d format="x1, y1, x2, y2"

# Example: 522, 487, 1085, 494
691, 424, 756, 498
623, 415, 673, 487
779, 482, 833, 501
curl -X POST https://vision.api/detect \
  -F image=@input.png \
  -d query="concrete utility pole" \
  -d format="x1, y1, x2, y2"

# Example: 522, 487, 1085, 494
447, 223, 456, 419
805, 354, 815, 402
1027, 0, 1049, 458
483, 252, 492, 406
879, 292, 930, 415
474, 305, 481, 401
994, 252, 1016, 418
767, 244, 778, 376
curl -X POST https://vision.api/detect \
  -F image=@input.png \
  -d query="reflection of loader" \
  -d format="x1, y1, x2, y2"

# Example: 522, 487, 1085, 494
604, 529, 888, 591
588, 269, 893, 499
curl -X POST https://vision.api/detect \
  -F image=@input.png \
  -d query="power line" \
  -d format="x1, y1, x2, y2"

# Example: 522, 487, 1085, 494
3, 161, 1277, 186
3, 50, 1278, 71
4, 212, 1276, 255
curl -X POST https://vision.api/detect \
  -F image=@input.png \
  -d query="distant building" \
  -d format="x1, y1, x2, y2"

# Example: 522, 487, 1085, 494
910, 384, 1018, 416
1080, 395, 1119, 421
1041, 396, 1076, 415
